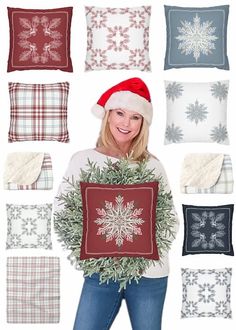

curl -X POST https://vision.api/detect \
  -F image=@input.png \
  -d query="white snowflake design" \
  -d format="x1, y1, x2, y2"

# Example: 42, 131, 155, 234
90, 9, 108, 28
8, 234, 22, 247
215, 301, 229, 316
175, 14, 218, 62
95, 195, 144, 247
129, 49, 145, 67
129, 10, 146, 28
185, 100, 208, 124
107, 26, 130, 52
18, 15, 62, 64
21, 218, 37, 236
185, 271, 199, 286
166, 82, 184, 101
198, 283, 216, 303
210, 82, 228, 102
215, 272, 228, 286
90, 49, 108, 67
37, 205, 51, 220
37, 234, 51, 248
190, 211, 226, 250
185, 301, 198, 316
8, 205, 22, 220
210, 124, 228, 143
165, 123, 183, 143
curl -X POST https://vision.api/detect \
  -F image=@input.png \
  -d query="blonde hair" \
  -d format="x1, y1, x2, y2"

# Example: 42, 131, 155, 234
96, 111, 151, 162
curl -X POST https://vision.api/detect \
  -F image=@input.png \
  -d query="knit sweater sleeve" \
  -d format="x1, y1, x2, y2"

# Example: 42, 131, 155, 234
53, 151, 86, 214
147, 157, 179, 242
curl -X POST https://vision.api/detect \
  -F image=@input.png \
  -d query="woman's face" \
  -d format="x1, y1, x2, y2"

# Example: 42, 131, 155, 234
108, 109, 143, 149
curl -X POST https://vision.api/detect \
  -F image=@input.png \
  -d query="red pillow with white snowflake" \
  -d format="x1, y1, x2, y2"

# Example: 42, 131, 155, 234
80, 181, 159, 260
7, 7, 73, 72
85, 6, 151, 71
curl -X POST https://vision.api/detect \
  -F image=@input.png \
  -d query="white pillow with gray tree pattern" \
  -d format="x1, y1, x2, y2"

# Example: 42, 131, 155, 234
181, 268, 232, 318
6, 204, 52, 249
164, 81, 229, 144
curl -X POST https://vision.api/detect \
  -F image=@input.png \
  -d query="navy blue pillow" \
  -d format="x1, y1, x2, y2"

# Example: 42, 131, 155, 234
164, 5, 229, 70
182, 204, 234, 256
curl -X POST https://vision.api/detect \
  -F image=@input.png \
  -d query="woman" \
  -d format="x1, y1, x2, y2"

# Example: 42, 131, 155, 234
55, 77, 179, 330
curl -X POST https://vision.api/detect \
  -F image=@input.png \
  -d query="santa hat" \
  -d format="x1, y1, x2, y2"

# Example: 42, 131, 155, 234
91, 77, 153, 125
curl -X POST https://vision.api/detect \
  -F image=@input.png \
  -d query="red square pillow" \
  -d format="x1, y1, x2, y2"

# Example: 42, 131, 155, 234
7, 7, 73, 72
80, 181, 159, 260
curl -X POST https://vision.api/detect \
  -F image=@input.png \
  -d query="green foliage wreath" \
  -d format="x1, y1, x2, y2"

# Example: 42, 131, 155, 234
54, 158, 177, 290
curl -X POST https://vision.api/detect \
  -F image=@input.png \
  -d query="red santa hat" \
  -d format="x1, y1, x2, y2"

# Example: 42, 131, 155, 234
91, 77, 153, 125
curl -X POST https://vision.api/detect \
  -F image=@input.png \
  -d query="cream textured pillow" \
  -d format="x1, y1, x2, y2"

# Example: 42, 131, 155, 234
85, 6, 151, 71
164, 80, 229, 144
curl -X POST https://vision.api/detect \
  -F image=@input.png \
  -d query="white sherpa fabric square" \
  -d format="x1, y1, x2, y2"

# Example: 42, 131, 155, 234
85, 6, 151, 71
164, 81, 229, 144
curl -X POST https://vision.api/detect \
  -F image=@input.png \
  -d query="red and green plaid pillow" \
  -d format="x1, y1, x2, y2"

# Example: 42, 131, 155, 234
80, 181, 159, 260
8, 82, 69, 142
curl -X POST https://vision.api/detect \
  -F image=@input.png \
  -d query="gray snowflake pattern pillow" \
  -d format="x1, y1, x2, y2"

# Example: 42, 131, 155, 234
181, 268, 232, 318
6, 204, 52, 249
164, 80, 229, 144
164, 5, 229, 70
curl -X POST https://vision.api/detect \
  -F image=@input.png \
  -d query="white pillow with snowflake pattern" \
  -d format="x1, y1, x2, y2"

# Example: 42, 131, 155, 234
181, 268, 232, 318
85, 6, 151, 71
164, 80, 229, 144
6, 204, 52, 249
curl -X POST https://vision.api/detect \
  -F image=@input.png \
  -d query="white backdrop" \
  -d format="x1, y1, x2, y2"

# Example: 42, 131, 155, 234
0, 0, 235, 329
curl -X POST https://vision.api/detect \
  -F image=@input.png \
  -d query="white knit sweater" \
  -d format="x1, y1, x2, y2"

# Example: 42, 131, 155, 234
54, 149, 179, 278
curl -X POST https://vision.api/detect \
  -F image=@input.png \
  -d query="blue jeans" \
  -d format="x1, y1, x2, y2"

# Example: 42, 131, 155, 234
73, 273, 168, 330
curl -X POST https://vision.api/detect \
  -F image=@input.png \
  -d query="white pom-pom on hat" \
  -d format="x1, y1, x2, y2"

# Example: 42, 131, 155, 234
91, 103, 105, 119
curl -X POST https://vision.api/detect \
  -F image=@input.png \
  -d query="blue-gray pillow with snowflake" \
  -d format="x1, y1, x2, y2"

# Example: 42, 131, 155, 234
6, 204, 52, 249
164, 80, 229, 144
164, 5, 229, 70
181, 268, 232, 318
182, 204, 234, 256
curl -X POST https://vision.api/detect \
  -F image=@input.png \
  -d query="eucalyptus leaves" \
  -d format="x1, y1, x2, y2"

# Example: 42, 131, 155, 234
54, 158, 177, 290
